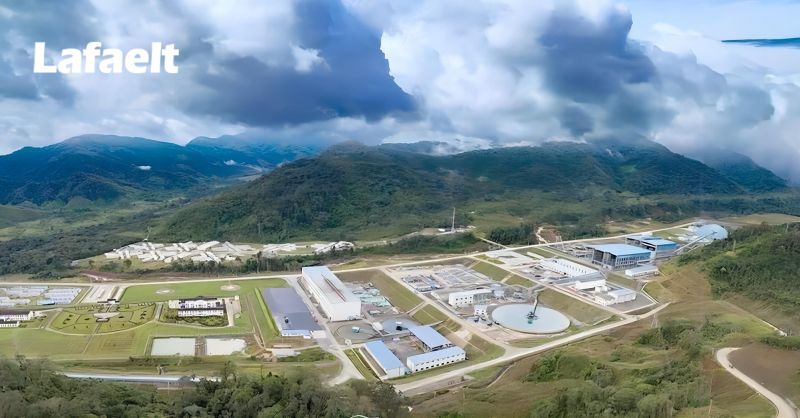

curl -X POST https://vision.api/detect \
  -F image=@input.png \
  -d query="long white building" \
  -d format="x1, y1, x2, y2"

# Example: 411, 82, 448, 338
539, 258, 597, 277
406, 346, 466, 373
301, 266, 361, 321
447, 289, 492, 307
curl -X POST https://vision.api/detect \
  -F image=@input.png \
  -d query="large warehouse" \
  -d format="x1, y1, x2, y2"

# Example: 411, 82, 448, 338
625, 236, 678, 258
301, 266, 361, 321
589, 244, 652, 270
262, 287, 322, 338
363, 340, 406, 378
409, 325, 455, 351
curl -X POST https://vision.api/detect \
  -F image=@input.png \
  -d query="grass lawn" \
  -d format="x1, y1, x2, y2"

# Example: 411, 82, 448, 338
119, 278, 287, 303
469, 261, 510, 281
504, 274, 533, 287
337, 270, 422, 312
345, 348, 378, 380
51, 303, 155, 334
411, 305, 448, 325
537, 290, 612, 325
520, 247, 557, 258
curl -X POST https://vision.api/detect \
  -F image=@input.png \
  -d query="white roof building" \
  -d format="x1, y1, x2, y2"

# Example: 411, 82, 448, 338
301, 266, 361, 321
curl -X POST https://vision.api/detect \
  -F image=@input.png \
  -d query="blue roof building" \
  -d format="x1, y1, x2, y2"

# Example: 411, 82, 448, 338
625, 236, 678, 258
408, 325, 453, 351
589, 244, 652, 270
363, 340, 406, 378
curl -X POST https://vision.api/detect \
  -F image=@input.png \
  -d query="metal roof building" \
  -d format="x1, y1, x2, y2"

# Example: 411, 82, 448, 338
589, 244, 652, 270
624, 264, 660, 278
262, 287, 322, 338
406, 346, 466, 373
695, 224, 728, 241
301, 266, 361, 321
625, 236, 678, 258
408, 325, 453, 351
363, 340, 406, 378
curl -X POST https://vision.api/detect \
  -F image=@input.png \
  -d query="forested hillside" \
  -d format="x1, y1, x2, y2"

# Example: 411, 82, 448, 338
679, 222, 800, 331
157, 139, 798, 242
0, 358, 406, 418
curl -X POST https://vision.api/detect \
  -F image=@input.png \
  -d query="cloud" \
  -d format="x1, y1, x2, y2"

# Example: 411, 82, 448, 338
1, 0, 800, 184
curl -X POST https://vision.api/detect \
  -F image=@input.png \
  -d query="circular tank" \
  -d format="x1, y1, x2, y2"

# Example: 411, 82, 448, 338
491, 303, 570, 334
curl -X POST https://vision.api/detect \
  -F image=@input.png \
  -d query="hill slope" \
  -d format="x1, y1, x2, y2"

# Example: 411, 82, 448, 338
0, 134, 321, 204
158, 139, 774, 242
699, 150, 788, 192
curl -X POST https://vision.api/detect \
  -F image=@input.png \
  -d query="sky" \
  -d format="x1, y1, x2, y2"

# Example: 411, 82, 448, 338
2, 0, 800, 180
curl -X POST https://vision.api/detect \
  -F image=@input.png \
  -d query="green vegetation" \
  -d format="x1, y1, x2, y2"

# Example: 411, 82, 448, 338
0, 357, 406, 417
119, 278, 286, 303
538, 290, 612, 325
487, 223, 538, 245
338, 270, 422, 312
345, 348, 379, 381
469, 261, 509, 281
157, 140, 800, 245
762, 335, 800, 350
361, 234, 489, 255
411, 305, 448, 325
51, 303, 155, 334
504, 274, 533, 287
277, 347, 335, 362
679, 222, 800, 333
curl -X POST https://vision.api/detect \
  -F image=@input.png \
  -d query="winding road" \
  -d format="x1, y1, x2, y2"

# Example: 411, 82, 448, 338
716, 348, 798, 418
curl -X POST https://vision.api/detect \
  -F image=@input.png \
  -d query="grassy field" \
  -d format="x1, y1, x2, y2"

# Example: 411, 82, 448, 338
411, 304, 448, 325
718, 213, 800, 226
469, 261, 510, 281
0, 205, 44, 228
504, 274, 533, 287
521, 247, 557, 258
337, 270, 422, 312
50, 303, 155, 334
345, 348, 379, 381
119, 278, 287, 303
537, 290, 612, 325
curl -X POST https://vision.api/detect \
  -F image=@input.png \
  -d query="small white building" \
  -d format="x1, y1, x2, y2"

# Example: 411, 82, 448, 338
0, 310, 33, 322
168, 297, 226, 317
474, 304, 488, 318
447, 289, 492, 308
406, 346, 466, 373
568, 273, 607, 291
301, 266, 361, 321
594, 288, 636, 306
624, 265, 660, 278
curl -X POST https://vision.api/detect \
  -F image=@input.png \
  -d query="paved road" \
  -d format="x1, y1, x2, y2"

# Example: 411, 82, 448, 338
395, 302, 670, 395
716, 348, 798, 418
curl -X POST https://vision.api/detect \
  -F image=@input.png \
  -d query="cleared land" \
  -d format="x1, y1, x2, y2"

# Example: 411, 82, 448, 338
537, 290, 612, 325
729, 343, 800, 406
469, 261, 510, 281
504, 274, 533, 287
337, 270, 422, 312
719, 213, 800, 226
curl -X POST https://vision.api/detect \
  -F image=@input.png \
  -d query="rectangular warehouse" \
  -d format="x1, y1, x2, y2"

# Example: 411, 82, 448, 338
589, 244, 652, 270
262, 288, 322, 338
301, 266, 361, 321
539, 258, 597, 277
406, 346, 466, 373
409, 325, 454, 351
625, 236, 678, 258
363, 340, 406, 378
624, 265, 660, 278
447, 289, 492, 307
594, 288, 637, 306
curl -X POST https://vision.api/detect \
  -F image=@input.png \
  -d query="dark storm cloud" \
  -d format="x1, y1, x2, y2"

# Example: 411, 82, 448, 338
182, 0, 416, 126
558, 105, 593, 136
539, 6, 657, 104
0, 0, 89, 104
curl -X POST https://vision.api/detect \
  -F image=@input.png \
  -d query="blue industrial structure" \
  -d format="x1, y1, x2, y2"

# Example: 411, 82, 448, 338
589, 244, 652, 270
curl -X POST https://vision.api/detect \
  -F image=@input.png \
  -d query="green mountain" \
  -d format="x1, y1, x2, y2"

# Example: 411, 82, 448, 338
698, 150, 787, 192
157, 139, 773, 242
0, 134, 322, 205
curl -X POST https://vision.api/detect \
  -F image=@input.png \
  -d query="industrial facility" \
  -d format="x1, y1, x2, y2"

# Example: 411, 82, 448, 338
167, 297, 226, 317
0, 310, 34, 328
363, 340, 406, 378
624, 264, 660, 278
261, 288, 322, 338
301, 266, 362, 321
625, 236, 678, 258
588, 244, 652, 270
